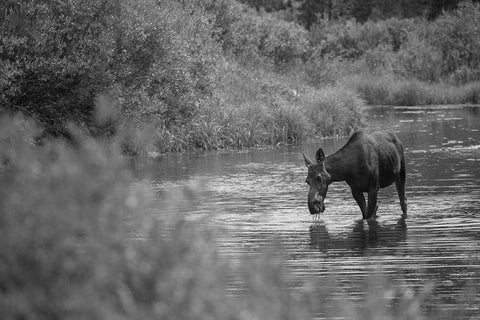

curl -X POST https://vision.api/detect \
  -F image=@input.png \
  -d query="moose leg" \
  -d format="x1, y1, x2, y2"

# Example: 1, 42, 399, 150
351, 188, 367, 219
395, 178, 407, 215
396, 160, 407, 215
366, 189, 378, 219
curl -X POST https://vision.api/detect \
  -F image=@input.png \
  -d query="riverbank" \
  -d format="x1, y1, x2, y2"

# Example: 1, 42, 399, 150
346, 75, 480, 106
123, 62, 366, 154
2, 1, 480, 155
119, 68, 480, 155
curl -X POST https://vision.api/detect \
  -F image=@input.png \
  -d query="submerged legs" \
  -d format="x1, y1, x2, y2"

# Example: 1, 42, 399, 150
351, 187, 377, 220
352, 187, 377, 220
353, 183, 406, 220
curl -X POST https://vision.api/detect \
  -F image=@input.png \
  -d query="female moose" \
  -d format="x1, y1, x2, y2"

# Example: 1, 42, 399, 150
303, 131, 407, 220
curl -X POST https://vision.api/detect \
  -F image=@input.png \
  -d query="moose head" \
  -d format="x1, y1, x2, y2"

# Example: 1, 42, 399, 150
303, 148, 332, 216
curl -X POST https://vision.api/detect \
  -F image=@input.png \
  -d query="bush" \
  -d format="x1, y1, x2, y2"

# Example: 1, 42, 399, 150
394, 24, 443, 82
207, 0, 309, 66
306, 86, 365, 137
429, 1, 480, 82
346, 74, 395, 105
0, 0, 221, 137
308, 5, 480, 84
115, 0, 221, 126
304, 56, 351, 86
308, 18, 413, 61
0, 0, 118, 136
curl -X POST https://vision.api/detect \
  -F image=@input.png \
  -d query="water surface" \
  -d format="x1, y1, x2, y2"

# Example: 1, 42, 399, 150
136, 105, 480, 317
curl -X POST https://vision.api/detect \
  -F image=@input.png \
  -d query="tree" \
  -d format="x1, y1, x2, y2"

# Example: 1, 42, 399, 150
298, 0, 333, 28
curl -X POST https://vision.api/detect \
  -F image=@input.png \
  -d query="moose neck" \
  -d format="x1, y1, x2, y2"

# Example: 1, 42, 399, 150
324, 151, 348, 182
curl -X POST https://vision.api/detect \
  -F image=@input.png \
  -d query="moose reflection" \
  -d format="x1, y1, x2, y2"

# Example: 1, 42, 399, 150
304, 131, 407, 219
310, 217, 407, 253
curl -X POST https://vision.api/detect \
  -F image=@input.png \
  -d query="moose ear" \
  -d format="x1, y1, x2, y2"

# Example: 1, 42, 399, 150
303, 153, 313, 167
316, 148, 325, 163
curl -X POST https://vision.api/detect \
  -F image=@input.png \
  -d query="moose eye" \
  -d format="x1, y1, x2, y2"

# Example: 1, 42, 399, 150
305, 179, 310, 185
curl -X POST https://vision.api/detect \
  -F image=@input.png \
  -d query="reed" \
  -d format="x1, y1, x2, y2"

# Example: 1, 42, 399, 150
346, 75, 480, 106
134, 61, 366, 153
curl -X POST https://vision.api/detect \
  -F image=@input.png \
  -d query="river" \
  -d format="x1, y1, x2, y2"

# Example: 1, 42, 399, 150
134, 105, 480, 318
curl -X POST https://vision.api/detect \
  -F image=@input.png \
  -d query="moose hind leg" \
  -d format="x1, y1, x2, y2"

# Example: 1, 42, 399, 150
351, 188, 367, 219
366, 189, 378, 219
395, 178, 407, 215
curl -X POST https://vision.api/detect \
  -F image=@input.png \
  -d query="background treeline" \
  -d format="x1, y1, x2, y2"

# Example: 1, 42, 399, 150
1, 0, 480, 153
240, 0, 479, 26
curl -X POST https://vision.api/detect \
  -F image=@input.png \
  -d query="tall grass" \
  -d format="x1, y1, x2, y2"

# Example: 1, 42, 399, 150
344, 75, 480, 106
126, 60, 367, 154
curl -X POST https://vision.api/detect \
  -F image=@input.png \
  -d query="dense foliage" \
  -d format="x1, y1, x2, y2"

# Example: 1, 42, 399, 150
309, 2, 480, 83
1, 0, 480, 151
0, 0, 220, 138
241, 0, 480, 26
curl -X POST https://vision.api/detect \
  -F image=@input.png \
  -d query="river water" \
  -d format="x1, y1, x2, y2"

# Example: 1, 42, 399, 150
135, 105, 480, 318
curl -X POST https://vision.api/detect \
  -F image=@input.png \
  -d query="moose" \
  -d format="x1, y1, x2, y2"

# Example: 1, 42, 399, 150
303, 131, 407, 220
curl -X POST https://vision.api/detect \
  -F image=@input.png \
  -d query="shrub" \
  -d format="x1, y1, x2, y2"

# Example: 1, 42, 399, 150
207, 0, 309, 66
0, 0, 221, 137
361, 44, 396, 74
308, 7, 480, 84
390, 80, 429, 106
306, 86, 365, 137
394, 28, 443, 82
309, 19, 363, 59
346, 74, 395, 105
304, 56, 350, 86
115, 0, 221, 126
429, 1, 480, 81
0, 0, 118, 136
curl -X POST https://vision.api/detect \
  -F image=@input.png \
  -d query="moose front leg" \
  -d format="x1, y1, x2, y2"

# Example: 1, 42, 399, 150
351, 188, 367, 219
366, 189, 378, 219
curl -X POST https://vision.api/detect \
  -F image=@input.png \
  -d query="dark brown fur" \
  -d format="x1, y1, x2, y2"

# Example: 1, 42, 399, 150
304, 131, 407, 219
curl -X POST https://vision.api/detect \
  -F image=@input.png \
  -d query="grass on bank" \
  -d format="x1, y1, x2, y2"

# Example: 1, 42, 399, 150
343, 74, 480, 106
117, 60, 366, 155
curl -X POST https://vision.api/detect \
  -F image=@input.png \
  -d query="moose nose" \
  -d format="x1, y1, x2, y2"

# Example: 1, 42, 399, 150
315, 200, 325, 213
308, 196, 325, 214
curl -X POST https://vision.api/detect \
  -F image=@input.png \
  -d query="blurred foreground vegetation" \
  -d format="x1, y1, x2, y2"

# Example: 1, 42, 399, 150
1, 0, 480, 153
